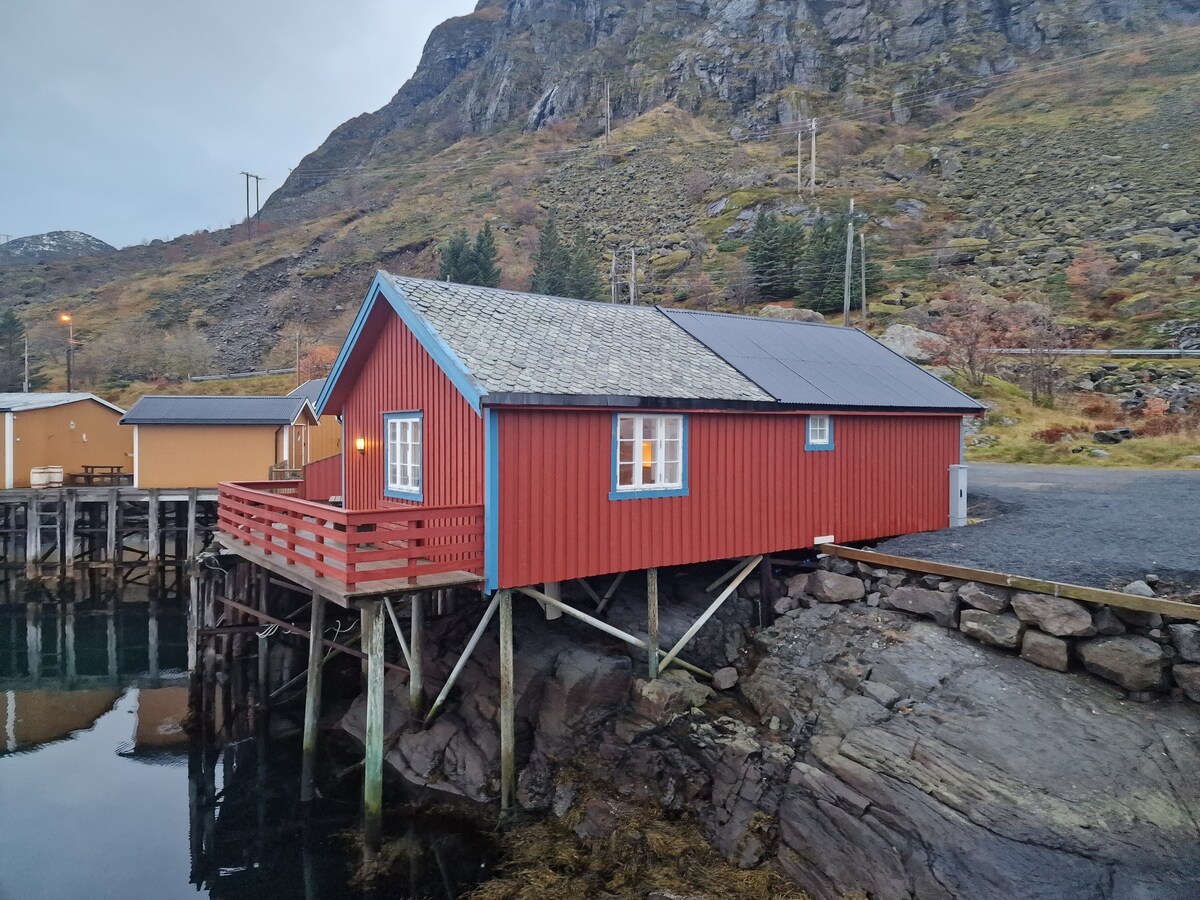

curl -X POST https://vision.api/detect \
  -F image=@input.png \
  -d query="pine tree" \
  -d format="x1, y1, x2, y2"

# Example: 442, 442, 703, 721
0, 309, 46, 391
530, 216, 571, 296
565, 232, 602, 301
748, 212, 807, 302
792, 204, 885, 314
472, 221, 501, 288
438, 229, 472, 283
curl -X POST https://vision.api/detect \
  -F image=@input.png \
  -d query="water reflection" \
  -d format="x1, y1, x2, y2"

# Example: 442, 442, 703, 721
0, 582, 497, 899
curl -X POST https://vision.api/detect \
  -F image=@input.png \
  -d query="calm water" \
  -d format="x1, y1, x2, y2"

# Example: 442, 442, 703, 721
0, 587, 497, 900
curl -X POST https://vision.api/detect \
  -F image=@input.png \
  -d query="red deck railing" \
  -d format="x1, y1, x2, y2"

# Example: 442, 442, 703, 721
218, 481, 484, 592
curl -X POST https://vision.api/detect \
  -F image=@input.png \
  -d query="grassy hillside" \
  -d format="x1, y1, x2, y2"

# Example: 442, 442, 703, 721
0, 31, 1195, 435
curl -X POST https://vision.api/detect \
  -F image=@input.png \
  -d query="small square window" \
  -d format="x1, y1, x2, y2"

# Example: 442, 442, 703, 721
806, 415, 834, 451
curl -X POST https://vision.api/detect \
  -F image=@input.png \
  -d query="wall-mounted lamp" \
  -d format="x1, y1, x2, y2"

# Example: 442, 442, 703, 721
354, 436, 366, 454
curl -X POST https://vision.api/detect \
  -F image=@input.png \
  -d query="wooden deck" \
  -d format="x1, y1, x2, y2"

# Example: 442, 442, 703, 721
217, 481, 484, 607
214, 534, 482, 607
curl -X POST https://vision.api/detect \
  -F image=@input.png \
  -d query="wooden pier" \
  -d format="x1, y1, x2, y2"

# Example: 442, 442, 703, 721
0, 487, 218, 589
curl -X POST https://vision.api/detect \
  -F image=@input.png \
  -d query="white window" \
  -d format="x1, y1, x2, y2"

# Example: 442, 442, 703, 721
615, 414, 684, 492
807, 414, 831, 448
385, 414, 422, 497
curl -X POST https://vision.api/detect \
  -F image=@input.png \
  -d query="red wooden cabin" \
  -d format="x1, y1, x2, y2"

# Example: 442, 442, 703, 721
218, 272, 981, 600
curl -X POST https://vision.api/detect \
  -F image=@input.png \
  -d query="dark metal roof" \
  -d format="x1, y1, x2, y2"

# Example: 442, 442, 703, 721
288, 378, 327, 404
661, 309, 984, 412
121, 395, 315, 426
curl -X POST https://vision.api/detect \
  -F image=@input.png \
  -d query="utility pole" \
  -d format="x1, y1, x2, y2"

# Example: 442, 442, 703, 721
843, 198, 855, 328
605, 81, 612, 146
629, 249, 637, 305
797, 128, 803, 197
240, 172, 263, 239
23, 338, 29, 392
809, 118, 817, 196
60, 313, 75, 392
859, 231, 868, 327
295, 331, 301, 387
610, 253, 618, 303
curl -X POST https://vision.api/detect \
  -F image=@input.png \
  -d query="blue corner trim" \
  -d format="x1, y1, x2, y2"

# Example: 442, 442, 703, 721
484, 407, 500, 592
315, 271, 487, 417
608, 413, 690, 501
805, 414, 835, 452
382, 410, 424, 502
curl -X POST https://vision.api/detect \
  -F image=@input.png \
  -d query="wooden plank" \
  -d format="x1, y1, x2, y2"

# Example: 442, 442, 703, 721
425, 592, 501, 723
819, 544, 1200, 621
410, 592, 424, 715
63, 491, 77, 571
647, 568, 659, 680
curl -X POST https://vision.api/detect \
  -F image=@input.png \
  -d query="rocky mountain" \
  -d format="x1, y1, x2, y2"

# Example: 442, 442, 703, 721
0, 231, 116, 267
267, 0, 1200, 218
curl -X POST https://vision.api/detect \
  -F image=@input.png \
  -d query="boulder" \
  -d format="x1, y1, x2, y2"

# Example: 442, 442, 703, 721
1172, 664, 1200, 702
882, 586, 959, 627
877, 323, 948, 363
1158, 209, 1193, 228
958, 582, 1009, 614
1011, 592, 1096, 638
784, 573, 810, 599
1020, 631, 1070, 672
1168, 624, 1200, 663
712, 667, 740, 691
537, 648, 633, 755
1078, 636, 1167, 691
758, 303, 826, 323
1092, 607, 1126, 636
1123, 580, 1157, 598
959, 610, 1025, 649
632, 669, 715, 720
883, 144, 934, 180
806, 570, 866, 603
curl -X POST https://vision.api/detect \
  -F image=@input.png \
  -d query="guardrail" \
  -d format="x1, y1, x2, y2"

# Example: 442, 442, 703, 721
217, 481, 483, 592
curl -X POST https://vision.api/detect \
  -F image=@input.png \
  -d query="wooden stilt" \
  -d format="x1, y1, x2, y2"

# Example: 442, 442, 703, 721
63, 490, 77, 575
409, 592, 424, 715
425, 591, 501, 723
706, 556, 752, 594
659, 554, 762, 673
105, 489, 118, 577
185, 490, 198, 569
540, 582, 564, 620
647, 568, 659, 679
596, 570, 627, 614
362, 601, 385, 854
257, 569, 270, 703
383, 597, 413, 668
758, 555, 775, 627
300, 589, 325, 802
25, 501, 40, 581
498, 589, 515, 813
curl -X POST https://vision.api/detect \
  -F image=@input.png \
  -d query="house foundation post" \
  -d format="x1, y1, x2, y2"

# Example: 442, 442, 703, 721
758, 555, 775, 627
409, 592, 424, 715
300, 589, 325, 802
362, 600, 386, 855
498, 589, 515, 812
647, 568, 660, 679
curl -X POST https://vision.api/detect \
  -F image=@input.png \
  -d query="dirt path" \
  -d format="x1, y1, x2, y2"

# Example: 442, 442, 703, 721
877, 463, 1200, 594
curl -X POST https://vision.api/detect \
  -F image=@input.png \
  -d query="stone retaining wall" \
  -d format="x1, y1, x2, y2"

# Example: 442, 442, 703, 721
778, 557, 1200, 701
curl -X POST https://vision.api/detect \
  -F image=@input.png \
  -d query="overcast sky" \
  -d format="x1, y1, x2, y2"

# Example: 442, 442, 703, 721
0, 0, 477, 249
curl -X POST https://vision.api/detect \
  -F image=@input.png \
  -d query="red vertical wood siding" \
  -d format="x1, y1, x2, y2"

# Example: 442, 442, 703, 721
496, 409, 960, 588
340, 312, 483, 511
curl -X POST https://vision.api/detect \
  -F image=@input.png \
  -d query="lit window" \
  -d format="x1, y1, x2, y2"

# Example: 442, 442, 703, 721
806, 415, 834, 451
385, 413, 422, 499
612, 414, 687, 498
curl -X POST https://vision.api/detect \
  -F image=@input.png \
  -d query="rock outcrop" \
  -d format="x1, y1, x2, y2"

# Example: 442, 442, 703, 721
340, 567, 1200, 899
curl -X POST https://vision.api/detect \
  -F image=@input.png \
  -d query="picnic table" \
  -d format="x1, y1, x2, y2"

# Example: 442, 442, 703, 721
70, 465, 133, 486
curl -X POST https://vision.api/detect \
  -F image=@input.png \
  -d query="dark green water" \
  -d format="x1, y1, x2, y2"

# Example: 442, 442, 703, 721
0, 594, 497, 900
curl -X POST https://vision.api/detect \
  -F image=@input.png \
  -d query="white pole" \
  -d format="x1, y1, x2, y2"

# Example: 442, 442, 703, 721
629, 249, 636, 305
843, 198, 855, 328
809, 118, 817, 196
860, 231, 868, 326
797, 128, 803, 197
23, 338, 29, 392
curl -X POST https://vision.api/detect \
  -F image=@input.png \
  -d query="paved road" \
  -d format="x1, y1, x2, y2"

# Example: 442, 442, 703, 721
877, 463, 1200, 594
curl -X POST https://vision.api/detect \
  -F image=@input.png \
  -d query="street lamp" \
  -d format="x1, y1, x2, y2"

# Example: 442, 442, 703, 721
59, 313, 74, 392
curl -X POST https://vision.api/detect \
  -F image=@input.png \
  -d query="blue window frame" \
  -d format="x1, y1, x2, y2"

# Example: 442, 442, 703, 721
610, 413, 689, 500
383, 411, 423, 501
805, 414, 834, 452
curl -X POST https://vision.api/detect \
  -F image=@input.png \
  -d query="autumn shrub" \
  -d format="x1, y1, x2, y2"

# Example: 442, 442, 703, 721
1080, 397, 1115, 418
1032, 426, 1074, 444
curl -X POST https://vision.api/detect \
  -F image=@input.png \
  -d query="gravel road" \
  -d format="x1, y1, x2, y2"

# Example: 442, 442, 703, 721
877, 463, 1200, 594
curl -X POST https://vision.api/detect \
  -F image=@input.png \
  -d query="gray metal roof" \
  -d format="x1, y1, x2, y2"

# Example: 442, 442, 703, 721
384, 274, 772, 403
0, 392, 124, 414
288, 378, 327, 404
662, 309, 984, 412
121, 395, 315, 426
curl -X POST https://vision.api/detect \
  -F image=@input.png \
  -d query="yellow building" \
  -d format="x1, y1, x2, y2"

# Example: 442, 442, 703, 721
289, 377, 342, 462
122, 395, 318, 489
0, 392, 131, 489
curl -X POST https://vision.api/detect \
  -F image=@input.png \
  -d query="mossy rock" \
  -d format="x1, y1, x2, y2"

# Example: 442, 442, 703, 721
1114, 292, 1158, 316
650, 250, 692, 274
